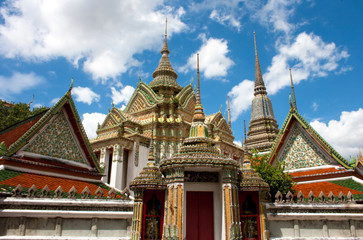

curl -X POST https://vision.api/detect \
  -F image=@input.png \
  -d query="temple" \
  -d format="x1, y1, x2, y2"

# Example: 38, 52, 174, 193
90, 20, 243, 192
0, 23, 362, 240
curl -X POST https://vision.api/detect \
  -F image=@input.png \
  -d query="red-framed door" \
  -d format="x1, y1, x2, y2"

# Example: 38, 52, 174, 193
141, 190, 165, 240
186, 191, 214, 240
239, 191, 261, 240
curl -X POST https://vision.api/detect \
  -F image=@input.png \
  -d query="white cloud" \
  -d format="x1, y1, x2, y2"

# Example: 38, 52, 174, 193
227, 79, 254, 121
72, 86, 100, 105
0, 72, 44, 98
190, 0, 244, 31
181, 35, 234, 79
264, 32, 349, 95
50, 97, 60, 105
0, 0, 186, 82
111, 85, 135, 105
252, 0, 300, 35
209, 9, 241, 30
312, 102, 318, 111
310, 108, 363, 159
82, 112, 107, 139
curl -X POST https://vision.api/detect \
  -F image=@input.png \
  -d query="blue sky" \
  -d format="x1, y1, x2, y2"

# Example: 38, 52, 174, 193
0, 0, 362, 160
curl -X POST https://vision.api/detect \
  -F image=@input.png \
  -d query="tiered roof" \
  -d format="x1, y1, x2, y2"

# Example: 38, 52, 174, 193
148, 19, 182, 94
130, 131, 165, 190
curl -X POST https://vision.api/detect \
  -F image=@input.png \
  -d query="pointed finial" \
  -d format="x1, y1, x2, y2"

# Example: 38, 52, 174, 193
28, 94, 35, 107
196, 53, 201, 104
219, 104, 222, 112
227, 96, 231, 128
165, 17, 168, 38
112, 100, 115, 108
139, 75, 142, 83
289, 68, 297, 110
253, 32, 266, 95
161, 17, 170, 54
68, 77, 74, 93
253, 32, 258, 57
244, 120, 247, 142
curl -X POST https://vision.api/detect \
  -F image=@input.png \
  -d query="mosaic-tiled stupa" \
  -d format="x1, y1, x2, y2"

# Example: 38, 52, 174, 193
245, 33, 279, 153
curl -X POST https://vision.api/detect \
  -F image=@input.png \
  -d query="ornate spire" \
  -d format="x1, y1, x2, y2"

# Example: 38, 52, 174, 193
245, 33, 279, 153
193, 53, 206, 123
254, 32, 267, 96
289, 68, 297, 110
227, 96, 231, 128
149, 18, 182, 94
148, 125, 155, 162
161, 17, 169, 54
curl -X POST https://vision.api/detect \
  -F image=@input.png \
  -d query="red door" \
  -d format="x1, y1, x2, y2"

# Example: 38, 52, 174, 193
186, 191, 214, 240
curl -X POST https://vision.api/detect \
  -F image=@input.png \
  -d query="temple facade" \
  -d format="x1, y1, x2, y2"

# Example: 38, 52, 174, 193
90, 22, 243, 191
129, 55, 269, 239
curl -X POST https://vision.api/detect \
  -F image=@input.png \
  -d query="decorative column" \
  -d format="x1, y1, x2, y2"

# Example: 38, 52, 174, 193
131, 190, 144, 240
110, 145, 124, 189
100, 148, 111, 183
162, 168, 184, 240
99, 147, 106, 168
222, 169, 241, 240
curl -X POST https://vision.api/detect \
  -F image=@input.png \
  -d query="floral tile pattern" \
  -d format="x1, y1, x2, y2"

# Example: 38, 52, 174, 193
279, 124, 328, 170
24, 112, 85, 163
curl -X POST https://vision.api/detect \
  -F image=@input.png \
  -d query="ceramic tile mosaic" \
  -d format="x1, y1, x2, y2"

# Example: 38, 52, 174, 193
24, 112, 86, 163
278, 124, 327, 170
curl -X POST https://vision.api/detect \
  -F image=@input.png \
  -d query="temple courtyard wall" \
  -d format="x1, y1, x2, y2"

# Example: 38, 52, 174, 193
1, 194, 362, 239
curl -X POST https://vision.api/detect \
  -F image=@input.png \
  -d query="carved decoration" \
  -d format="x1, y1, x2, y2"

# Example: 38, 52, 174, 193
184, 171, 219, 182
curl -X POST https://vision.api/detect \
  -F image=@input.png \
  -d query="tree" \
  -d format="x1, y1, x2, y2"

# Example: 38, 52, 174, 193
0, 100, 48, 131
250, 152, 294, 201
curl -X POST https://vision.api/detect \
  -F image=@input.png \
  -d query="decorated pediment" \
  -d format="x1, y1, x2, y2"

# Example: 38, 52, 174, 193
100, 112, 118, 129
124, 82, 161, 113
207, 112, 232, 135
276, 123, 332, 170
177, 85, 196, 113
22, 110, 88, 165
269, 109, 351, 170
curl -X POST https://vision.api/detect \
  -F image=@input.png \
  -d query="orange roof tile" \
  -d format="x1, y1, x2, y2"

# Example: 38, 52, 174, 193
294, 181, 363, 197
0, 114, 43, 148
290, 167, 347, 177
0, 172, 110, 197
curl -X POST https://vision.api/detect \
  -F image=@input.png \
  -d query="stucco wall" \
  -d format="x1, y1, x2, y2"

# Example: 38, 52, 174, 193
264, 202, 363, 239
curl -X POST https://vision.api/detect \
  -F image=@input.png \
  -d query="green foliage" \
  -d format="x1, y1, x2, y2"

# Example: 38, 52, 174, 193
0, 141, 7, 156
250, 153, 294, 200
0, 100, 48, 131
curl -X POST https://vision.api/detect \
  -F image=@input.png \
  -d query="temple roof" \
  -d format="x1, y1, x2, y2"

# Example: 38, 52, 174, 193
0, 169, 128, 199
268, 107, 352, 170
149, 21, 182, 93
129, 132, 165, 190
160, 54, 239, 171
0, 81, 102, 177
294, 178, 363, 199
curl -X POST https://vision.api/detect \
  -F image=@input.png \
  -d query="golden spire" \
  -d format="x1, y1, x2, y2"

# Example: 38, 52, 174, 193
192, 53, 205, 123
289, 68, 297, 110
196, 53, 201, 104
227, 96, 231, 128
161, 17, 169, 54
